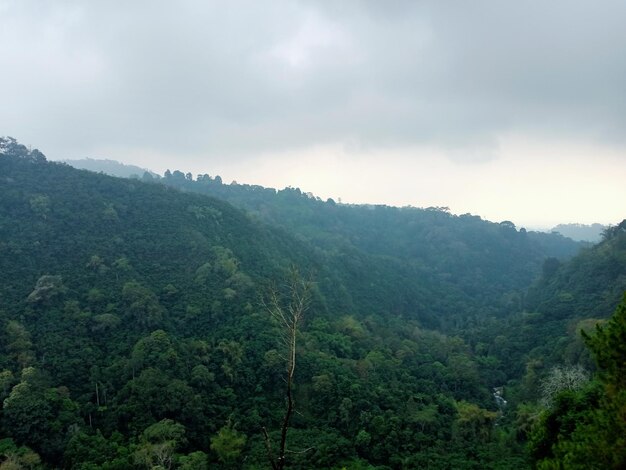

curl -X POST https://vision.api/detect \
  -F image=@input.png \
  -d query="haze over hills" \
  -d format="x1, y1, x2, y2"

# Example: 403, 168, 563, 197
62, 156, 593, 238
60, 158, 159, 179
549, 223, 607, 243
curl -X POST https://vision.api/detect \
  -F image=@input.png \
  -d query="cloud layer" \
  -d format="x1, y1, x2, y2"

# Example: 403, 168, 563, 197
1, 0, 625, 225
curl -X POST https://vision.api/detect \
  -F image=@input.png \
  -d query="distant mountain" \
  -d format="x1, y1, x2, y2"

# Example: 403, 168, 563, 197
155, 170, 585, 321
63, 158, 586, 326
550, 222, 607, 242
60, 157, 158, 178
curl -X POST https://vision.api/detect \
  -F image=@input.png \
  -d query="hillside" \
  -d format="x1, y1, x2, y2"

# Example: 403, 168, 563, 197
2, 141, 623, 469
523, 238, 626, 469
526, 221, 626, 320
550, 223, 607, 243
60, 158, 158, 179
156, 169, 583, 275
0, 140, 529, 468
66, 159, 584, 328
2, 149, 453, 331
466, 222, 626, 406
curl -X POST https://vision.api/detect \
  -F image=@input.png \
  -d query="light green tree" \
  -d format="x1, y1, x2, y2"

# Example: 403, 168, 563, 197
134, 419, 186, 470
210, 421, 246, 466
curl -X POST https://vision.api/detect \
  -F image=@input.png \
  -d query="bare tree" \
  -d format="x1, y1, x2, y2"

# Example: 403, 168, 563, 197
262, 268, 313, 470
540, 364, 589, 407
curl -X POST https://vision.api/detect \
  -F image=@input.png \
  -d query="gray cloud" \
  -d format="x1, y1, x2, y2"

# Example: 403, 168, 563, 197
1, 0, 626, 164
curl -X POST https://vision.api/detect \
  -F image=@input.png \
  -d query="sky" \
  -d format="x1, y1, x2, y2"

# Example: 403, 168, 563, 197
1, 0, 625, 229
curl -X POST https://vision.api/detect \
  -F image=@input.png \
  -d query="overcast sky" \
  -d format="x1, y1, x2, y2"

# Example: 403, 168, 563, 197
1, 0, 625, 228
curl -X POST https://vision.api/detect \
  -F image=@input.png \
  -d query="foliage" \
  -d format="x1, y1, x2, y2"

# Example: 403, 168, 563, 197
526, 221, 626, 320
0, 139, 623, 468
156, 169, 583, 330
529, 295, 626, 469
210, 422, 246, 466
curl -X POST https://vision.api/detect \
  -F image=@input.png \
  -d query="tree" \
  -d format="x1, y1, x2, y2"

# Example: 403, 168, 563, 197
454, 401, 498, 442
542, 257, 561, 279
178, 451, 208, 469
601, 219, 626, 241
1, 368, 80, 462
0, 137, 45, 162
26, 275, 66, 306
0, 438, 41, 470
584, 293, 626, 390
262, 269, 313, 470
4, 321, 34, 369
210, 421, 246, 467
539, 364, 589, 407
122, 281, 165, 330
29, 195, 50, 219
134, 419, 186, 470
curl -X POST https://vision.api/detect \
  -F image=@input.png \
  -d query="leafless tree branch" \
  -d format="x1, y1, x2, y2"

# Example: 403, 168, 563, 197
262, 267, 313, 470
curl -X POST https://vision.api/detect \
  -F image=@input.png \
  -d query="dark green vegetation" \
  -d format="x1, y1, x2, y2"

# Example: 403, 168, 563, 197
1, 138, 624, 469
523, 223, 626, 469
528, 294, 626, 469
153, 168, 583, 329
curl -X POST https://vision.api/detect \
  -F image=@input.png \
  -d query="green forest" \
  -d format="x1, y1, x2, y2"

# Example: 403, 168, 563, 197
1, 137, 625, 469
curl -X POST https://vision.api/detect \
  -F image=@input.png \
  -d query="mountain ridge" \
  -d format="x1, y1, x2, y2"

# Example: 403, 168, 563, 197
2, 138, 623, 468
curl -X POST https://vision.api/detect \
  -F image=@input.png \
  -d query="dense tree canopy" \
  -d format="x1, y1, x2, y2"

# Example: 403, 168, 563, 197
0, 139, 624, 468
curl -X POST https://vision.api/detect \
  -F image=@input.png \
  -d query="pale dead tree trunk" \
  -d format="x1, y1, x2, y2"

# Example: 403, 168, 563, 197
262, 269, 312, 470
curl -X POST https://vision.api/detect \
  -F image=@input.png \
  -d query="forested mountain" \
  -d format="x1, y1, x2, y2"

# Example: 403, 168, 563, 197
463, 222, 626, 387
527, 222, 626, 320
550, 223, 607, 243
1, 140, 624, 469
62, 160, 586, 333
154, 170, 583, 295
60, 158, 159, 179
67, 161, 584, 327
462, 224, 626, 468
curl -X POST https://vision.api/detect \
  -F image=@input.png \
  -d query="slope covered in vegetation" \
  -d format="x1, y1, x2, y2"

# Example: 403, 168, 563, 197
0, 140, 523, 468
1, 139, 623, 469
85, 164, 583, 328
157, 170, 582, 300
528, 294, 626, 469
526, 222, 626, 320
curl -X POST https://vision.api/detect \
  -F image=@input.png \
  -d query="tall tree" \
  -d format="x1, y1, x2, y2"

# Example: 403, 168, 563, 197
262, 269, 312, 470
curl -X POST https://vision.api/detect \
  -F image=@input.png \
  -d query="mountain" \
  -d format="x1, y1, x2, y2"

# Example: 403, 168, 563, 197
467, 220, 626, 412
1, 139, 530, 468
60, 158, 158, 179
524, 235, 626, 469
2, 139, 622, 469
157, 169, 584, 325
527, 221, 626, 320
550, 223, 607, 243
73, 162, 586, 322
